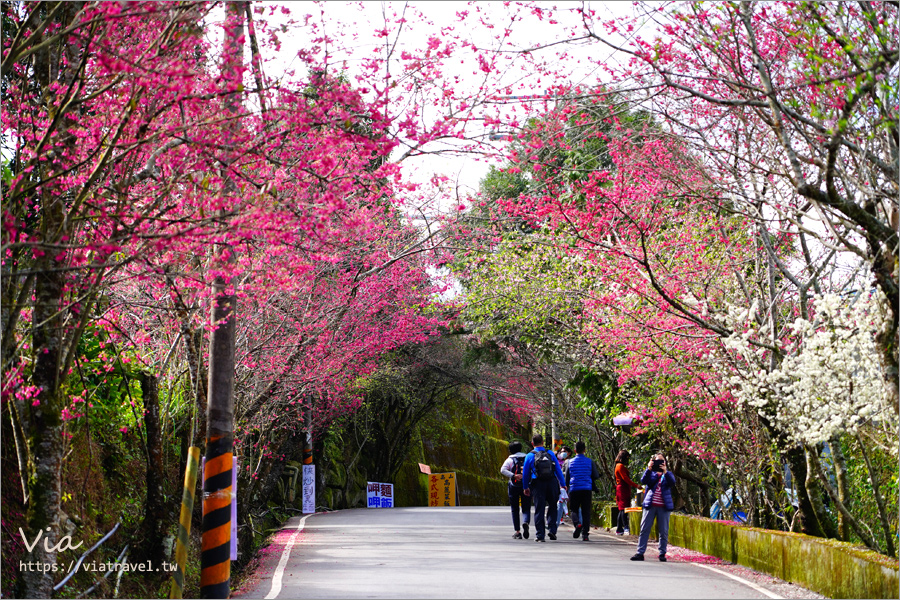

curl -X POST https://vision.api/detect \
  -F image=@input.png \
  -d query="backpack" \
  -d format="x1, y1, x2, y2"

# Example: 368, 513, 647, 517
533, 450, 556, 481
509, 455, 525, 487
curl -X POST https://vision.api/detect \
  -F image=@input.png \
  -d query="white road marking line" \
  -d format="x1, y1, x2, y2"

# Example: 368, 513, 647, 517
265, 514, 312, 600
691, 563, 784, 599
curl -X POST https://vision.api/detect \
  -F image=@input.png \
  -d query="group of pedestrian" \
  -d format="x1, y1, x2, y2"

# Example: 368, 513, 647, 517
500, 434, 598, 543
501, 437, 677, 561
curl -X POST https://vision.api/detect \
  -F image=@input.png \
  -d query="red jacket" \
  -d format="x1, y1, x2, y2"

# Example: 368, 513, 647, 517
614, 463, 641, 510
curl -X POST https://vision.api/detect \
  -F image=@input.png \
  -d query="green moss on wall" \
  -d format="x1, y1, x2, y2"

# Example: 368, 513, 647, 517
407, 392, 526, 507
592, 501, 617, 528
318, 390, 528, 511
455, 470, 508, 506
393, 462, 428, 507
621, 510, 899, 599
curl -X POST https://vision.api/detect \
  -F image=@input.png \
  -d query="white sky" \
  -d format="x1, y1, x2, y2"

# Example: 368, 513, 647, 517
233, 2, 654, 204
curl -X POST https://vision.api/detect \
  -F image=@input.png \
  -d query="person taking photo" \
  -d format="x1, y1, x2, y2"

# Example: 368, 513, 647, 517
630, 453, 677, 562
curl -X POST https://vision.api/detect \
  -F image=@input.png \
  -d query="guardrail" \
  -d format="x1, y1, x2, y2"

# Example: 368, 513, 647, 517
52, 522, 121, 595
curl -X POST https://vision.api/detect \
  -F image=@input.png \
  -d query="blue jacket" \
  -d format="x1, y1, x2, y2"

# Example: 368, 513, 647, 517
640, 470, 676, 511
522, 446, 566, 491
565, 454, 595, 492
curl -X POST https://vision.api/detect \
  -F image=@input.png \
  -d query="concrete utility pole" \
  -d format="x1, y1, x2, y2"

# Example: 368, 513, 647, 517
302, 408, 315, 514
550, 391, 561, 452
201, 3, 244, 598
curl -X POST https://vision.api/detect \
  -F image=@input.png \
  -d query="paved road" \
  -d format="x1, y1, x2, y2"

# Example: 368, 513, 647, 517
235, 506, 789, 599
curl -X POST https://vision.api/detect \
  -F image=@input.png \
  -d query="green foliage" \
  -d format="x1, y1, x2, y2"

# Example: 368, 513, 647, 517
65, 328, 146, 448
568, 365, 623, 421
454, 230, 595, 357
479, 165, 529, 203
839, 435, 899, 552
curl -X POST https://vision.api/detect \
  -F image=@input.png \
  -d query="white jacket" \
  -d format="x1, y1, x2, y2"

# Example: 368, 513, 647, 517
500, 452, 528, 484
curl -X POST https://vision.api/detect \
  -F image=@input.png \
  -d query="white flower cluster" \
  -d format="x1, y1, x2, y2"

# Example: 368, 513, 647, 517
723, 283, 894, 450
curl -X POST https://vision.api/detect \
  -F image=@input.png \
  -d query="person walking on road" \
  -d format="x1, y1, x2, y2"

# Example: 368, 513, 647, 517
522, 434, 566, 542
500, 441, 531, 539
614, 450, 642, 535
631, 453, 677, 562
564, 441, 597, 541
555, 446, 572, 529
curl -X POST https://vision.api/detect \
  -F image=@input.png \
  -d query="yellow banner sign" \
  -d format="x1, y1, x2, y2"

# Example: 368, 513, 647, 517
428, 473, 456, 507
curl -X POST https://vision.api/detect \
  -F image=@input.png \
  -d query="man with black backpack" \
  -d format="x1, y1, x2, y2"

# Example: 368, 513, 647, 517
500, 441, 531, 539
522, 434, 566, 542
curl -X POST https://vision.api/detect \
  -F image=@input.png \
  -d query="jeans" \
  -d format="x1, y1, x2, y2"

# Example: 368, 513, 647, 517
564, 507, 584, 527
636, 505, 671, 556
508, 484, 531, 531
568, 490, 592, 536
616, 509, 629, 533
530, 479, 560, 539
556, 496, 568, 526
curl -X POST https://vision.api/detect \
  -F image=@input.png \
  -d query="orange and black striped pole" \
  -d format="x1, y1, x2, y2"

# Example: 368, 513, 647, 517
302, 429, 313, 466
201, 436, 233, 598
202, 3, 243, 598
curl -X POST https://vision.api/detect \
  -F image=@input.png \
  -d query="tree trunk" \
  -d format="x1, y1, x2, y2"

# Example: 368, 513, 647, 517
19, 211, 66, 599
671, 460, 711, 517
807, 444, 882, 553
856, 434, 896, 557
762, 478, 781, 530
804, 446, 840, 539
782, 445, 826, 537
138, 372, 166, 565
183, 325, 207, 448
17, 4, 85, 595
830, 439, 852, 541
8, 400, 30, 504
200, 4, 243, 596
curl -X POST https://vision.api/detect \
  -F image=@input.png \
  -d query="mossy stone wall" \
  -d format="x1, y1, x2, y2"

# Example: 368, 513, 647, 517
319, 392, 528, 510
619, 509, 898, 599
403, 395, 524, 506
592, 501, 616, 528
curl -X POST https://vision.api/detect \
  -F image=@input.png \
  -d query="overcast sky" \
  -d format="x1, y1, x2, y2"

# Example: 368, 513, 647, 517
222, 2, 655, 202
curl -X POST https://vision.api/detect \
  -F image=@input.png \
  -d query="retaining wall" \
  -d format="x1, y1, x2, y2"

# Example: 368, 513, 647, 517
613, 508, 899, 599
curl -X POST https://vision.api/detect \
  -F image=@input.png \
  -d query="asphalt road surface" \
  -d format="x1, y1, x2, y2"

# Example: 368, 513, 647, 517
235, 506, 803, 599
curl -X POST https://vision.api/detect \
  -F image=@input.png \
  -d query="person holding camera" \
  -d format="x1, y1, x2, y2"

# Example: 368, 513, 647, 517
630, 453, 677, 562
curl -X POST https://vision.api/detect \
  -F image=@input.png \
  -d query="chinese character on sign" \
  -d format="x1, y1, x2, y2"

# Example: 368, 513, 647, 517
427, 473, 456, 507
366, 481, 394, 509
302, 464, 315, 514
